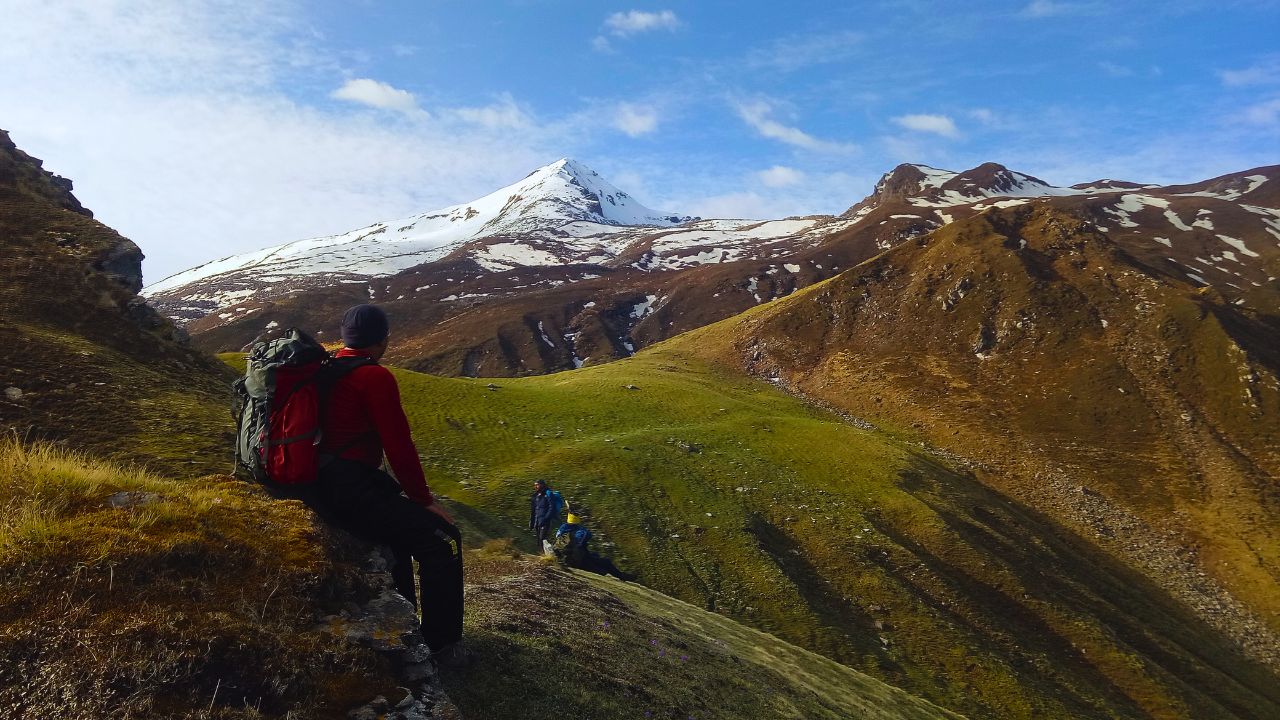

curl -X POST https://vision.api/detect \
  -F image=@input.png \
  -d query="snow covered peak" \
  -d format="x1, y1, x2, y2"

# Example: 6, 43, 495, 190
872, 164, 958, 199
861, 161, 1092, 210
509, 158, 692, 227
144, 159, 692, 297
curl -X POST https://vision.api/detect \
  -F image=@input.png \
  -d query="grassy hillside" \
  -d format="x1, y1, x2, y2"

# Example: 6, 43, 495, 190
448, 541, 961, 720
0, 438, 396, 718
719, 205, 1280, 643
0, 130, 396, 719
266, 344, 1280, 720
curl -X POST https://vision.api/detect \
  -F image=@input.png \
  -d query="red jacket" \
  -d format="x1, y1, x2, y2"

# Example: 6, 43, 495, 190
319, 347, 434, 506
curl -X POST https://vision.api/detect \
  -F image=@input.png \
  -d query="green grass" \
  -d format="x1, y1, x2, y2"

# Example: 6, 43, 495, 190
447, 541, 962, 720
208, 340, 1280, 720
3, 321, 233, 474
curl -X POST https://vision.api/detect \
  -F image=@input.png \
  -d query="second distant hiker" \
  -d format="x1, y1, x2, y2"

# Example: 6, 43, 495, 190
529, 479, 563, 553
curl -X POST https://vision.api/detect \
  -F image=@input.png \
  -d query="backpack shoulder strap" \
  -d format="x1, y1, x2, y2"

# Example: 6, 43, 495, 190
314, 355, 377, 398
314, 355, 380, 463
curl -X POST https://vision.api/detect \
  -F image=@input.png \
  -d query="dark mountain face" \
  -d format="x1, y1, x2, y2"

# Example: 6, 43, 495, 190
0, 128, 227, 456
940, 162, 1051, 196
0, 130, 91, 217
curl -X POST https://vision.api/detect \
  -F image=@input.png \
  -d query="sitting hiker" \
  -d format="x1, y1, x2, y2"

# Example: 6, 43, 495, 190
529, 479, 561, 551
555, 513, 634, 581
304, 304, 468, 665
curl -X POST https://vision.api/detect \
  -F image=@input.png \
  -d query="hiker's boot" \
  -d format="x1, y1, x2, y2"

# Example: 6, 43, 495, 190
432, 641, 477, 670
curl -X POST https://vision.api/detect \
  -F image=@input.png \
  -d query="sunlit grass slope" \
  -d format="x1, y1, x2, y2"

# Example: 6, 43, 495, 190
264, 341, 1280, 720
0, 437, 394, 718
447, 540, 961, 720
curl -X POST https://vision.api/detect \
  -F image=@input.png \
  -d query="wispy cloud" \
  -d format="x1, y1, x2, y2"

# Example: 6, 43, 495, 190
604, 10, 681, 37
734, 99, 858, 153
1098, 62, 1162, 79
1098, 61, 1134, 78
1219, 56, 1280, 87
1241, 97, 1280, 127
331, 78, 420, 113
755, 165, 805, 187
892, 113, 959, 137
451, 94, 530, 129
1020, 0, 1078, 17
1020, 0, 1107, 18
968, 108, 997, 125
0, 1, 561, 281
745, 30, 863, 72
613, 103, 660, 137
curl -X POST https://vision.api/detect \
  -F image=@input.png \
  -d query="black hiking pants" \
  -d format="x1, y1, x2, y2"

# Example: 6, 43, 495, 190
303, 459, 464, 652
533, 523, 553, 548
567, 545, 628, 580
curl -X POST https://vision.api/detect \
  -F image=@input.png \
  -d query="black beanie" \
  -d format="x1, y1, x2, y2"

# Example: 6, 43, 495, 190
340, 304, 389, 349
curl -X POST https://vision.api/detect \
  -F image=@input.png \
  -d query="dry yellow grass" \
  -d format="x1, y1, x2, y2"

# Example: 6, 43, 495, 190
0, 436, 394, 719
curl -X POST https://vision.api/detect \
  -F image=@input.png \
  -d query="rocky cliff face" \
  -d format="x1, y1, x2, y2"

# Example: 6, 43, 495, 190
0, 129, 176, 341
0, 130, 91, 216
0, 130, 223, 455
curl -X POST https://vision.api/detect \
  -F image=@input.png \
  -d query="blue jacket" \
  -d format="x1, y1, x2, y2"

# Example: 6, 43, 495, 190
530, 489, 558, 528
556, 522, 592, 549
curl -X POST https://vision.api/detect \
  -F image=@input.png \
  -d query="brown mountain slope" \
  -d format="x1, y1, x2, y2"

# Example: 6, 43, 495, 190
709, 202, 1280, 664
0, 129, 234, 464
171, 163, 1279, 379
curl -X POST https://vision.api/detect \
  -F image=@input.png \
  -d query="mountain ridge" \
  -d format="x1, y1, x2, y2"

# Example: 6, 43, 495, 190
153, 158, 1279, 378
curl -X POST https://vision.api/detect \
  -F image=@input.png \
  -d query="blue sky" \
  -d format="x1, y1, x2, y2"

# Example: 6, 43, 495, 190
1, 1, 1277, 281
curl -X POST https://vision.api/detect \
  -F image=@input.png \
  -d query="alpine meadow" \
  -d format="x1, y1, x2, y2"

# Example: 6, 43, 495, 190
2, 2, 1278, 719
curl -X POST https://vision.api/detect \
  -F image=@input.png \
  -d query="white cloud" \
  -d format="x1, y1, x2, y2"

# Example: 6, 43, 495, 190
332, 78, 420, 114
0, 0, 560, 282
1219, 57, 1280, 87
1098, 61, 1134, 78
734, 99, 858, 154
745, 30, 863, 72
1021, 1, 1072, 17
613, 103, 659, 136
391, 44, 417, 58
681, 168, 872, 220
968, 108, 997, 125
591, 35, 613, 53
452, 94, 530, 129
1241, 98, 1280, 127
755, 165, 805, 187
604, 10, 681, 37
892, 113, 959, 138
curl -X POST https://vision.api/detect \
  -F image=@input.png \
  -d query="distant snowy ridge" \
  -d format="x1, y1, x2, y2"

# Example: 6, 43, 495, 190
867, 162, 1095, 210
145, 159, 692, 296
146, 159, 1279, 328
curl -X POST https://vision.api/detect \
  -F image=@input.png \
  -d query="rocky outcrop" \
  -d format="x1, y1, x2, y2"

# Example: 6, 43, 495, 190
317, 545, 460, 720
0, 129, 173, 343
0, 128, 90, 216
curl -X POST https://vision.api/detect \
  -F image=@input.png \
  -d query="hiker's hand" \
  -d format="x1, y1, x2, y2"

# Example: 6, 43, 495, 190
426, 501, 454, 524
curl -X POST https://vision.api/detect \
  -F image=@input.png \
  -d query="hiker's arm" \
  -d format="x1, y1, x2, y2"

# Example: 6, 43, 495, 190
364, 369, 434, 506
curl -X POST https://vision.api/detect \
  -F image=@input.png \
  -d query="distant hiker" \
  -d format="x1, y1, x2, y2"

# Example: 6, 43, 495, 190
555, 513, 634, 581
529, 479, 563, 552
237, 304, 468, 666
